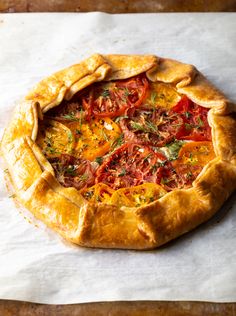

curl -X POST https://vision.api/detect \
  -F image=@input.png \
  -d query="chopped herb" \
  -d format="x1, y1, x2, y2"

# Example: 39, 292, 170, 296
62, 113, 80, 121
118, 168, 127, 177
131, 120, 158, 134
65, 165, 76, 176
84, 190, 94, 199
186, 171, 193, 179
171, 123, 182, 127
149, 197, 155, 202
197, 117, 204, 127
150, 92, 157, 105
185, 123, 194, 130
111, 133, 124, 149
4, 169, 9, 174
82, 144, 89, 150
67, 131, 73, 143
46, 147, 57, 154
96, 196, 102, 202
159, 160, 167, 167
101, 129, 109, 142
80, 174, 88, 181
146, 121, 158, 133
115, 115, 129, 123
79, 108, 83, 132
161, 177, 171, 185
76, 129, 82, 135
95, 156, 103, 165
159, 93, 165, 99
124, 87, 131, 96
185, 111, 191, 119
188, 153, 198, 165
45, 136, 53, 147
167, 140, 185, 160
151, 163, 159, 174
130, 121, 146, 132
101, 89, 110, 98
143, 153, 152, 162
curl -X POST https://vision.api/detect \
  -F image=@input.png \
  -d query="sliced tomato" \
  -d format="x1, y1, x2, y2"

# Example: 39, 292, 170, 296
176, 141, 215, 166
109, 183, 167, 208
161, 141, 215, 190
81, 74, 149, 118
171, 96, 211, 141
120, 107, 185, 147
80, 183, 115, 203
144, 82, 181, 110
66, 117, 121, 161
49, 154, 95, 190
156, 163, 186, 191
95, 143, 167, 190
36, 119, 75, 159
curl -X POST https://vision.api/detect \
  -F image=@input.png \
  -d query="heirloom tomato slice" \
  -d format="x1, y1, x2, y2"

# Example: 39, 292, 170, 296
95, 143, 167, 190
82, 74, 149, 118
109, 183, 167, 208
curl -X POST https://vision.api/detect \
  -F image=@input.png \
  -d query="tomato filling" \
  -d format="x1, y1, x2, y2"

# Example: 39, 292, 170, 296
38, 74, 214, 198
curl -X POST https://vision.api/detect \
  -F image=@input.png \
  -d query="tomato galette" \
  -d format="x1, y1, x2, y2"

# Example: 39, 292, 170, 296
1, 54, 236, 249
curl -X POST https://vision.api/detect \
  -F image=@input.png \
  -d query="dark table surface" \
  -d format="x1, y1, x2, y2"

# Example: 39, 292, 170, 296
0, 0, 235, 315
0, 0, 236, 13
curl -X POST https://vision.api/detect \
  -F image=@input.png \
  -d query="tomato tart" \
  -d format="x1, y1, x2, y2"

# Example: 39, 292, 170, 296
1, 54, 236, 249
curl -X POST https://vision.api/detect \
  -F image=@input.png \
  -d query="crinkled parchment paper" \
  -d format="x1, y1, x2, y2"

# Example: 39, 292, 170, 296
0, 13, 236, 303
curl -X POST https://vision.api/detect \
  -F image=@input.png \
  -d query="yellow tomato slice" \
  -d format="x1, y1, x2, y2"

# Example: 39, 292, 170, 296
66, 117, 121, 161
144, 82, 181, 109
36, 119, 75, 158
80, 183, 115, 203
175, 141, 215, 167
109, 183, 167, 208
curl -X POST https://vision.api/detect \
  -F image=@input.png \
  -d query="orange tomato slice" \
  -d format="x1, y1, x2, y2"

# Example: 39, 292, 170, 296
170, 141, 215, 187
66, 117, 121, 161
174, 141, 215, 167
36, 119, 75, 159
109, 183, 167, 208
80, 183, 115, 203
145, 82, 181, 110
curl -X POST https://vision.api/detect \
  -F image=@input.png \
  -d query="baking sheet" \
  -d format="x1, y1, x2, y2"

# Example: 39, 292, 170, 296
0, 12, 236, 304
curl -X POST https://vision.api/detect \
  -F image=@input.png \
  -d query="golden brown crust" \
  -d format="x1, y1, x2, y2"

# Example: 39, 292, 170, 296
1, 54, 236, 249
19, 171, 83, 240
209, 112, 236, 165
147, 57, 197, 88
104, 54, 158, 80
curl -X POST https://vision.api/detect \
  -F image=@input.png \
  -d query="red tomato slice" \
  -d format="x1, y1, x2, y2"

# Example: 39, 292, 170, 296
49, 154, 95, 190
95, 143, 167, 190
120, 107, 185, 147
171, 96, 211, 141
156, 164, 184, 191
81, 75, 149, 118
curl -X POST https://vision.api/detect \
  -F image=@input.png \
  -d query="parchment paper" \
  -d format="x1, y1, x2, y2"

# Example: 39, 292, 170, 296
0, 13, 236, 304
